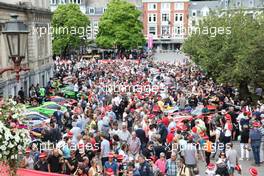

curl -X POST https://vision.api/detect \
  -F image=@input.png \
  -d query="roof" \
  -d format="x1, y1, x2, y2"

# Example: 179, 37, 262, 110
190, 1, 219, 10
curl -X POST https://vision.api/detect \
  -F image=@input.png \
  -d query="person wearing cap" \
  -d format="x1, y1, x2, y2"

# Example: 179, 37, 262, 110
223, 114, 233, 150
104, 152, 118, 175
34, 152, 48, 172
249, 167, 258, 176
249, 121, 262, 166
205, 163, 216, 176
20, 148, 34, 169
155, 152, 166, 175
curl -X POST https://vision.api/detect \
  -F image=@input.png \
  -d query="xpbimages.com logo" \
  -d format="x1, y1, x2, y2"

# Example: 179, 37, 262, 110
102, 84, 167, 94
32, 24, 92, 38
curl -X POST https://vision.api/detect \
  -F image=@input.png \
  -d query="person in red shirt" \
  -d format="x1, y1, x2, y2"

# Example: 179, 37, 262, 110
166, 127, 176, 144
161, 112, 170, 127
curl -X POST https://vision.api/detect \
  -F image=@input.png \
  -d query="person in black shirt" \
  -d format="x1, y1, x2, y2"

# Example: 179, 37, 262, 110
64, 150, 79, 175
142, 142, 155, 160
240, 125, 250, 160
47, 149, 62, 173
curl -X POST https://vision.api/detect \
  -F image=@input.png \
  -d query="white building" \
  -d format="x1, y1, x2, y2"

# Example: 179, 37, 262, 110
0, 0, 53, 97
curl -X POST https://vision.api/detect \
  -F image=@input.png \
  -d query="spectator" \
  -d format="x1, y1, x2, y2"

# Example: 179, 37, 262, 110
166, 151, 177, 176
34, 152, 48, 172
47, 149, 62, 173
138, 155, 154, 176
249, 121, 262, 166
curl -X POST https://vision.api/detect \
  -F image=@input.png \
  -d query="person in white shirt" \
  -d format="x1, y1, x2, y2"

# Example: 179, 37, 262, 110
70, 122, 82, 144
118, 123, 131, 143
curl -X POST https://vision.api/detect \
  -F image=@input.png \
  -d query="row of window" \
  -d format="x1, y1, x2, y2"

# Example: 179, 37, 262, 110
50, 0, 81, 4
148, 13, 184, 23
148, 3, 184, 11
148, 26, 185, 36
87, 7, 107, 15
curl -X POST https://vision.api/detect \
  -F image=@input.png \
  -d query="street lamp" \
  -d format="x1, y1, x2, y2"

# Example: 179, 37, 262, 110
0, 14, 30, 82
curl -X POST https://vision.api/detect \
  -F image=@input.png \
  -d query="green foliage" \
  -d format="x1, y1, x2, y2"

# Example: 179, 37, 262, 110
183, 11, 264, 93
96, 0, 145, 50
52, 4, 90, 55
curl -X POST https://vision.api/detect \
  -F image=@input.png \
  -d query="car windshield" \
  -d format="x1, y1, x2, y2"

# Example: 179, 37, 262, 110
26, 114, 47, 120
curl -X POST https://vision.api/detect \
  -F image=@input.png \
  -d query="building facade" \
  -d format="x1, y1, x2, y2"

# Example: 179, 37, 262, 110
219, 0, 264, 17
142, 0, 190, 50
189, 1, 219, 29
50, 0, 142, 40
0, 0, 53, 97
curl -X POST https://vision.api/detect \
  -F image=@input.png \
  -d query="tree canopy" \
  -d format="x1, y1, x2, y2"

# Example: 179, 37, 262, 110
96, 0, 145, 50
182, 11, 264, 96
52, 4, 90, 56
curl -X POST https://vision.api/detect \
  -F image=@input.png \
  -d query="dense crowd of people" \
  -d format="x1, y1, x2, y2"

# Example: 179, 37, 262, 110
15, 55, 264, 176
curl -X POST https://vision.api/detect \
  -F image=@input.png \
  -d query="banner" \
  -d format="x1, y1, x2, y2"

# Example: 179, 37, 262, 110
148, 34, 153, 49
17, 169, 69, 176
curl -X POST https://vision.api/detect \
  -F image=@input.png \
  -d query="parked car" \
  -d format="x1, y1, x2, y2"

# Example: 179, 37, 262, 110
23, 112, 50, 128
46, 96, 77, 106
60, 85, 76, 98
28, 102, 67, 117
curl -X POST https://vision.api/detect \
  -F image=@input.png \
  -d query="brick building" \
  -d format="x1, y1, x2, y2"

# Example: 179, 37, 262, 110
142, 0, 190, 50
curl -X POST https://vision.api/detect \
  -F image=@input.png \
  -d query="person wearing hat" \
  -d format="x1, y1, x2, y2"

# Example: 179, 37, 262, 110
205, 163, 216, 176
20, 148, 34, 169
223, 114, 233, 151
34, 152, 48, 172
104, 152, 118, 175
249, 121, 262, 166
249, 167, 258, 176
166, 127, 176, 144
116, 155, 125, 176
105, 168, 115, 176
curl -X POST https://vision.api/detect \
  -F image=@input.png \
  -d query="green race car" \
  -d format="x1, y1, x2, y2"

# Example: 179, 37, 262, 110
28, 102, 67, 117
60, 85, 76, 99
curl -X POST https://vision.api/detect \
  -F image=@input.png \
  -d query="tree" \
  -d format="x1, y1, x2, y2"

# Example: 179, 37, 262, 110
182, 11, 264, 97
96, 0, 145, 53
52, 4, 90, 57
